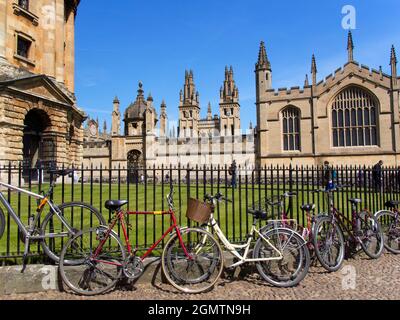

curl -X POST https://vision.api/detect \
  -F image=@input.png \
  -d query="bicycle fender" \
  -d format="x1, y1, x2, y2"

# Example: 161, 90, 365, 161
374, 210, 393, 218
169, 226, 190, 237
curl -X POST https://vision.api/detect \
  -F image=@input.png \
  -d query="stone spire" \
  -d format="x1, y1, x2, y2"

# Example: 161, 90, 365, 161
311, 54, 317, 86
347, 31, 354, 62
221, 66, 239, 103
256, 41, 271, 71
160, 100, 167, 137
112, 96, 121, 136
182, 70, 198, 105
391, 45, 398, 85
161, 99, 167, 112
147, 92, 153, 102
304, 74, 309, 87
103, 120, 107, 136
207, 102, 212, 120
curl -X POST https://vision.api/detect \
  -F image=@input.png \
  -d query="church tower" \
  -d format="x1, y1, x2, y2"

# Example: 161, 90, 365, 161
255, 41, 272, 98
219, 66, 240, 136
178, 70, 200, 137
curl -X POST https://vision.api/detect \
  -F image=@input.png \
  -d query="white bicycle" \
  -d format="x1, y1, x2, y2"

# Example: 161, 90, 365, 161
189, 192, 311, 288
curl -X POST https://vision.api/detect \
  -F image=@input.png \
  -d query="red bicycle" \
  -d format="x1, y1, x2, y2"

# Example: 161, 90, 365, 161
58, 187, 224, 295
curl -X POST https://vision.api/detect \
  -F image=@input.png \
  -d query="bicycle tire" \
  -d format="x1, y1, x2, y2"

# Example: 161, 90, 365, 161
40, 202, 106, 264
375, 210, 400, 254
358, 211, 384, 259
162, 228, 224, 294
0, 207, 5, 240
59, 227, 126, 296
312, 215, 345, 272
253, 227, 310, 288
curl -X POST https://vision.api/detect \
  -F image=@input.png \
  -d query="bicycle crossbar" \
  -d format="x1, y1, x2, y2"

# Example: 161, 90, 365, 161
0, 182, 44, 199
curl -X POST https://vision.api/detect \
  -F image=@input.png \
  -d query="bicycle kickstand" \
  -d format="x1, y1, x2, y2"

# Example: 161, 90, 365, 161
21, 237, 31, 273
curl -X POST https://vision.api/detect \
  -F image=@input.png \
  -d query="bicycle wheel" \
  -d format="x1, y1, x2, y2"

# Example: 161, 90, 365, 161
41, 202, 106, 264
59, 227, 126, 296
0, 207, 5, 240
375, 211, 400, 254
253, 227, 310, 287
312, 215, 345, 272
358, 211, 384, 259
162, 228, 224, 294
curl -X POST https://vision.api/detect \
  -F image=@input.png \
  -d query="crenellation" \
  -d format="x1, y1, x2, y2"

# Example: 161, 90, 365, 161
256, 33, 400, 167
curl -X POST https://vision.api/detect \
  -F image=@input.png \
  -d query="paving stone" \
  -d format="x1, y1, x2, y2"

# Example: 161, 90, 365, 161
1, 253, 399, 300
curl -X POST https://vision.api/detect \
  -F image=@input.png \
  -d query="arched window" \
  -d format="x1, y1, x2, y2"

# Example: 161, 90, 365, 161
332, 86, 378, 147
282, 107, 301, 151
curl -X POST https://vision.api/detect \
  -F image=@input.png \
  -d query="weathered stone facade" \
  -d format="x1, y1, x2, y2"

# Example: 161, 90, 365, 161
255, 32, 400, 167
0, 0, 85, 178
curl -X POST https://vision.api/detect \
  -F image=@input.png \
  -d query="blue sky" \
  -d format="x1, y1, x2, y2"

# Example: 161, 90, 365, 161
75, 0, 400, 132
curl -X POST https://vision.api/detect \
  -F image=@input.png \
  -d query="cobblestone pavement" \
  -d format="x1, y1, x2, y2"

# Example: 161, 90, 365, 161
1, 252, 400, 300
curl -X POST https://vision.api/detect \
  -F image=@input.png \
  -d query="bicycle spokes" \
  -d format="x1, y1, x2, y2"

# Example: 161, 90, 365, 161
162, 229, 223, 294
59, 229, 125, 295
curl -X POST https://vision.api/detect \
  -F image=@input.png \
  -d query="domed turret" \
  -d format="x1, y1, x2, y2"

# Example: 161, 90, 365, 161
124, 82, 158, 136
125, 82, 147, 121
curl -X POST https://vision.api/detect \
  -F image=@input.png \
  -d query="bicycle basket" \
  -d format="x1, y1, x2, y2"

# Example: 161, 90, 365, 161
186, 198, 212, 224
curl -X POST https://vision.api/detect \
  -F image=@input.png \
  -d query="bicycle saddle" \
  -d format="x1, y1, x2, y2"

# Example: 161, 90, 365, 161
247, 209, 268, 220
105, 200, 128, 211
385, 200, 400, 208
300, 204, 315, 212
348, 198, 362, 205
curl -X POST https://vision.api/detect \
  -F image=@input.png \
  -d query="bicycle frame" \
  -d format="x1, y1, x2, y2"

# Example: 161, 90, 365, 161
204, 214, 284, 268
92, 208, 192, 266
325, 192, 372, 243
0, 181, 74, 240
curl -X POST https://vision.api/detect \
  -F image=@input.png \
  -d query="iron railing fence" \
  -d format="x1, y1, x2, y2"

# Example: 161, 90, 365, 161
0, 163, 399, 263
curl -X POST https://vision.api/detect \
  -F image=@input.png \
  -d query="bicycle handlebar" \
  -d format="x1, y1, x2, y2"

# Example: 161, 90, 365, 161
204, 193, 232, 203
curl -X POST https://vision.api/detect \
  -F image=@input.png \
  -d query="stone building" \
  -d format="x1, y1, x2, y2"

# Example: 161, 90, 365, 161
0, 0, 85, 180
255, 32, 400, 167
82, 68, 255, 172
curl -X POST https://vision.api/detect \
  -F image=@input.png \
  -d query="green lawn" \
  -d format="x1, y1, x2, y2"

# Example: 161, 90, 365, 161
0, 181, 395, 261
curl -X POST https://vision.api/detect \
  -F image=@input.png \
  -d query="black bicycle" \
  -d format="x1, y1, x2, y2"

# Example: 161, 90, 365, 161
0, 169, 106, 269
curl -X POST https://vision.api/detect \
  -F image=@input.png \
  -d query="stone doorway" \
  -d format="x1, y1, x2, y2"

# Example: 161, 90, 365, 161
127, 150, 143, 183
22, 109, 55, 181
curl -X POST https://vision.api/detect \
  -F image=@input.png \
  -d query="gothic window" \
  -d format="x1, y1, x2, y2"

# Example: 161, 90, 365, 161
332, 86, 378, 147
282, 107, 301, 151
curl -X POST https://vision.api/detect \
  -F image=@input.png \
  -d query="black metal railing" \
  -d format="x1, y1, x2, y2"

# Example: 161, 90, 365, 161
0, 163, 399, 264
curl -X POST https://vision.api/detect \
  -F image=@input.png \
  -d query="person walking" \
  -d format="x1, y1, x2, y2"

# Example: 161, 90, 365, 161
229, 160, 237, 189
372, 160, 384, 192
322, 161, 336, 191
